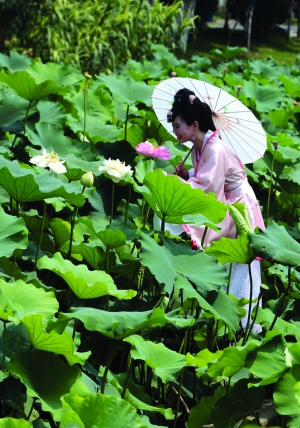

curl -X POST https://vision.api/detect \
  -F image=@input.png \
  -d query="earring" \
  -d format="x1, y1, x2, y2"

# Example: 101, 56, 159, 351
192, 134, 196, 141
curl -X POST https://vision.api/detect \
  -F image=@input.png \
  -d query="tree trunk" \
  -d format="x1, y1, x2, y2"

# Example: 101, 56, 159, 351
224, 0, 229, 30
287, 0, 294, 42
244, 0, 255, 50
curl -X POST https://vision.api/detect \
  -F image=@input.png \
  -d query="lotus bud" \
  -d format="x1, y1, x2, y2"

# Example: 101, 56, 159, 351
81, 171, 94, 188
171, 71, 177, 77
83, 71, 92, 79
293, 101, 299, 106
272, 142, 279, 150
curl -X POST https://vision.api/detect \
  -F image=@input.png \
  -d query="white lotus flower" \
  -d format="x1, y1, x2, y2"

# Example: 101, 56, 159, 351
30, 149, 67, 174
98, 158, 133, 183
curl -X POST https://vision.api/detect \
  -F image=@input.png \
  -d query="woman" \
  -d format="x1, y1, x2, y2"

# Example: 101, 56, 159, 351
169, 88, 265, 331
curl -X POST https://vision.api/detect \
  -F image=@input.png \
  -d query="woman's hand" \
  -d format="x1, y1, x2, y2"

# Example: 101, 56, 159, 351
173, 162, 189, 180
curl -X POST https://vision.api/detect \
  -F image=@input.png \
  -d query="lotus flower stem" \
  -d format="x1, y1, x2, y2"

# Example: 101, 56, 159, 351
226, 263, 233, 294
269, 266, 291, 331
82, 78, 89, 142
26, 398, 36, 421
173, 330, 187, 428
121, 358, 135, 399
246, 291, 262, 342
124, 105, 129, 142
161, 214, 165, 234
201, 226, 208, 247
0, 321, 7, 370
110, 182, 115, 225
105, 244, 111, 274
265, 146, 277, 225
101, 344, 120, 394
67, 207, 78, 259
242, 262, 253, 345
125, 185, 131, 225
34, 201, 46, 271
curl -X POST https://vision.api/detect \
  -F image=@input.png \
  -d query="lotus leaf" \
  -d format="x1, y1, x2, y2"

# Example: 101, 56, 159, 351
124, 334, 187, 383
38, 252, 135, 300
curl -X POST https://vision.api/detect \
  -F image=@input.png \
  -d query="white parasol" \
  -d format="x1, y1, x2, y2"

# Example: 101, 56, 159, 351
151, 77, 267, 164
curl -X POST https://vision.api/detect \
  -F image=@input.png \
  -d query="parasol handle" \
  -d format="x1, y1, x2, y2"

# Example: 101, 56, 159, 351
173, 145, 194, 174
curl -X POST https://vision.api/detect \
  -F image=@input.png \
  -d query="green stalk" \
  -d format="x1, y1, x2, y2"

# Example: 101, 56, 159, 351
82, 78, 89, 142
161, 214, 165, 234
226, 262, 233, 294
124, 105, 129, 142
269, 266, 291, 331
68, 207, 78, 259
34, 201, 46, 271
105, 244, 111, 274
101, 344, 120, 394
110, 182, 115, 225
26, 398, 36, 420
121, 359, 135, 399
246, 292, 262, 342
201, 226, 208, 247
172, 331, 187, 428
125, 185, 131, 225
265, 145, 277, 226
242, 262, 253, 345
0, 322, 7, 370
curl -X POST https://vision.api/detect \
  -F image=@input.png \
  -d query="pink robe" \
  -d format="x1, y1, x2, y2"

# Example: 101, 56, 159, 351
183, 130, 265, 247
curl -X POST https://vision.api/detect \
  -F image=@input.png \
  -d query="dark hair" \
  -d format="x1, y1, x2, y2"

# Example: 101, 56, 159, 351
167, 88, 216, 133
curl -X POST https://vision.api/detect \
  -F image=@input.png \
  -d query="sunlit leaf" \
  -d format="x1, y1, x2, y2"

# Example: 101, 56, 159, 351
206, 233, 256, 264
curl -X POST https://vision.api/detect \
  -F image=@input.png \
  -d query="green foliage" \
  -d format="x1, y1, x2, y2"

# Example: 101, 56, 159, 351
0, 0, 197, 73
0, 35, 300, 427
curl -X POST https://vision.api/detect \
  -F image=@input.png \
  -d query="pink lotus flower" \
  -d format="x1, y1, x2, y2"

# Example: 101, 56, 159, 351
136, 141, 171, 160
171, 71, 177, 77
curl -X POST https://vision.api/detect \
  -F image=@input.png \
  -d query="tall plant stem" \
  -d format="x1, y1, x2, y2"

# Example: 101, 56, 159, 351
246, 292, 262, 342
226, 263, 233, 294
34, 201, 46, 271
105, 244, 111, 274
27, 398, 36, 420
269, 266, 291, 331
265, 148, 277, 225
24, 100, 32, 124
125, 185, 131, 225
124, 105, 129, 142
161, 214, 165, 234
0, 322, 7, 370
201, 226, 208, 247
101, 344, 120, 394
82, 78, 89, 142
242, 262, 253, 345
68, 207, 78, 259
110, 182, 115, 225
173, 331, 187, 428
121, 359, 135, 399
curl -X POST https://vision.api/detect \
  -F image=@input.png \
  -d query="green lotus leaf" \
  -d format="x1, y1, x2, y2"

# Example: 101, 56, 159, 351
0, 71, 68, 101
64, 154, 103, 181
97, 229, 127, 249
211, 379, 265, 428
0, 418, 31, 427
0, 322, 31, 363
0, 278, 58, 321
98, 368, 173, 420
61, 392, 152, 428
26, 122, 81, 158
124, 334, 187, 383
8, 350, 81, 418
125, 124, 147, 148
135, 160, 155, 184
49, 218, 71, 250
186, 386, 226, 428
37, 100, 66, 128
138, 231, 228, 297
274, 365, 300, 421
38, 252, 135, 300
249, 221, 300, 267
27, 61, 82, 86
267, 109, 290, 129
0, 51, 31, 72
246, 334, 288, 386
280, 162, 300, 185
70, 243, 105, 269
207, 340, 259, 379
0, 88, 30, 128
94, 73, 153, 106
255, 307, 300, 339
249, 59, 282, 80
57, 307, 193, 340
142, 169, 226, 225
0, 207, 28, 257
0, 159, 85, 206
21, 314, 90, 366
206, 233, 256, 264
242, 80, 283, 113
279, 74, 300, 98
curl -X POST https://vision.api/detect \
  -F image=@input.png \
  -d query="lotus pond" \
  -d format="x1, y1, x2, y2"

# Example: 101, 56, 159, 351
0, 44, 299, 427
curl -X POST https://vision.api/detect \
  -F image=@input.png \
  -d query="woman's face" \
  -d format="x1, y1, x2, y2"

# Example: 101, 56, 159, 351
172, 115, 194, 144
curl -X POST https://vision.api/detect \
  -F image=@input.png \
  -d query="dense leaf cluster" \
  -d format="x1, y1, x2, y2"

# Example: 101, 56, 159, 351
0, 45, 299, 426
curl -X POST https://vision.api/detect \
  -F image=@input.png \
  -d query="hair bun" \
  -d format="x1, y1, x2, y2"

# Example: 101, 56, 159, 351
174, 88, 197, 105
